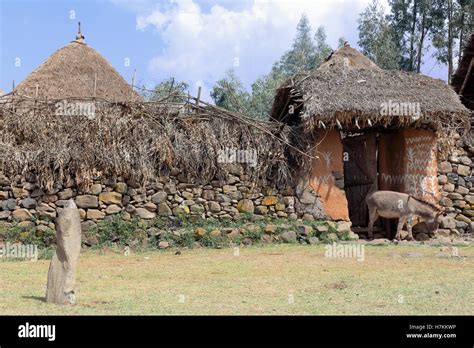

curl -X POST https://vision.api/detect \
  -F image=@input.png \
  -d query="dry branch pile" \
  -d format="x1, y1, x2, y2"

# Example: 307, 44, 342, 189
0, 95, 313, 190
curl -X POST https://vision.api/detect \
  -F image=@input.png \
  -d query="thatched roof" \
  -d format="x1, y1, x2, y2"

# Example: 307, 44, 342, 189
317, 45, 381, 71
271, 45, 470, 134
0, 89, 4, 96
451, 33, 474, 111
13, 38, 141, 102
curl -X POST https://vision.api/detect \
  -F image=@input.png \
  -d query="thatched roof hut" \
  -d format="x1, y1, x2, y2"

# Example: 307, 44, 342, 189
270, 44, 470, 228
451, 33, 474, 111
271, 45, 470, 133
13, 33, 141, 102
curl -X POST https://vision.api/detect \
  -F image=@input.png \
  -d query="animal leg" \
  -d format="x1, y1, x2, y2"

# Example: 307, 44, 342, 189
395, 216, 406, 241
368, 208, 378, 240
406, 215, 414, 241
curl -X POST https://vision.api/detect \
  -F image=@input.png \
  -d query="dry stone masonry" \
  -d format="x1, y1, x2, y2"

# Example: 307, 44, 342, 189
437, 133, 474, 236
1, 136, 473, 245
0, 164, 335, 243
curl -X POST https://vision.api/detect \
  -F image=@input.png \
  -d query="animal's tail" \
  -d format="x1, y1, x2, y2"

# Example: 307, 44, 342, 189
364, 182, 378, 207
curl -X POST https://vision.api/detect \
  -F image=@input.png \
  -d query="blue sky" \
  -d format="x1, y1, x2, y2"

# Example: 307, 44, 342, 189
0, 0, 449, 100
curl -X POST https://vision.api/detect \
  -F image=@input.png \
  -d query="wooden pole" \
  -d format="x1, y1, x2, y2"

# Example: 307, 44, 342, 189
459, 58, 473, 96
169, 77, 175, 97
130, 69, 136, 102
196, 86, 201, 106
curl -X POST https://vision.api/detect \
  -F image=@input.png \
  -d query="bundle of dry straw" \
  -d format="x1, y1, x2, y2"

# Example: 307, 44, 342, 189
0, 94, 315, 190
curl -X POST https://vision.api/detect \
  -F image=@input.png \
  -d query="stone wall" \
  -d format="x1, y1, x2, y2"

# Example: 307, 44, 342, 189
2, 132, 473, 240
0, 165, 331, 236
437, 133, 474, 235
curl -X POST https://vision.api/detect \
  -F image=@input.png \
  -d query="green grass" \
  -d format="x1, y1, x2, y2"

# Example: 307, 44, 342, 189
0, 243, 473, 315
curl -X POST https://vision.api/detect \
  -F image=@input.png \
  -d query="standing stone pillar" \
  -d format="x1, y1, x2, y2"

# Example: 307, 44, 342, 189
46, 199, 82, 305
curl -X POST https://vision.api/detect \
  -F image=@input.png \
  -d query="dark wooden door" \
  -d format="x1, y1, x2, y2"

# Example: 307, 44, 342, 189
343, 133, 377, 226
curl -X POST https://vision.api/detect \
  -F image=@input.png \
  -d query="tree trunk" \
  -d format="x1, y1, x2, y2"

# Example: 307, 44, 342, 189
416, 11, 427, 73
448, 0, 453, 83
409, 0, 418, 71
458, 9, 465, 67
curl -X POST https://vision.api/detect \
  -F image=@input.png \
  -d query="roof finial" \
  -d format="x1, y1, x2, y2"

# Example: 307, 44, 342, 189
75, 22, 85, 42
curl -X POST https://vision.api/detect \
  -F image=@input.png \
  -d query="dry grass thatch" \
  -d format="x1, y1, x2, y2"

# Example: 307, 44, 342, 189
0, 94, 314, 190
12, 40, 142, 102
271, 45, 470, 137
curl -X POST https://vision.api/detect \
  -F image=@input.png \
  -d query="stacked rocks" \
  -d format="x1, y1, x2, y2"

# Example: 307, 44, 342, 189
438, 138, 474, 235
0, 165, 330, 233
0, 173, 57, 232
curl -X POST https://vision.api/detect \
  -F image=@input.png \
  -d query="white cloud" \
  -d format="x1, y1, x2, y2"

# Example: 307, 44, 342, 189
132, 0, 375, 99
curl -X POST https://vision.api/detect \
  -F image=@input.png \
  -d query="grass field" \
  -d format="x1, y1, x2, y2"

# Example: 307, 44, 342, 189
1, 243, 473, 315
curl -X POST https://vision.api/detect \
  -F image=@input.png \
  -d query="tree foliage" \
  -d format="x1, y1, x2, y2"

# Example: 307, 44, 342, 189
211, 2, 472, 118
211, 14, 334, 118
145, 78, 189, 102
358, 0, 401, 70
247, 67, 286, 120
430, 0, 473, 82
210, 69, 250, 114
277, 14, 318, 76
314, 26, 334, 67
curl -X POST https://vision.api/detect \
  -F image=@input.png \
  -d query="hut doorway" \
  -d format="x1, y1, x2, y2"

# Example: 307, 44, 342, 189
343, 133, 378, 227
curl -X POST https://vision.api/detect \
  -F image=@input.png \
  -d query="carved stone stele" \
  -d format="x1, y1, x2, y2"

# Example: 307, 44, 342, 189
46, 199, 82, 305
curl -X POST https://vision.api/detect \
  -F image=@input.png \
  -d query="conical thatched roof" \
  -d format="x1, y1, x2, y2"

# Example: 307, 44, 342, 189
451, 33, 474, 111
13, 38, 141, 102
317, 45, 381, 71
271, 45, 470, 133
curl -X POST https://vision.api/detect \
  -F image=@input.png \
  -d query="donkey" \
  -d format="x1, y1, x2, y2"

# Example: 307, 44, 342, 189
366, 191, 443, 241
